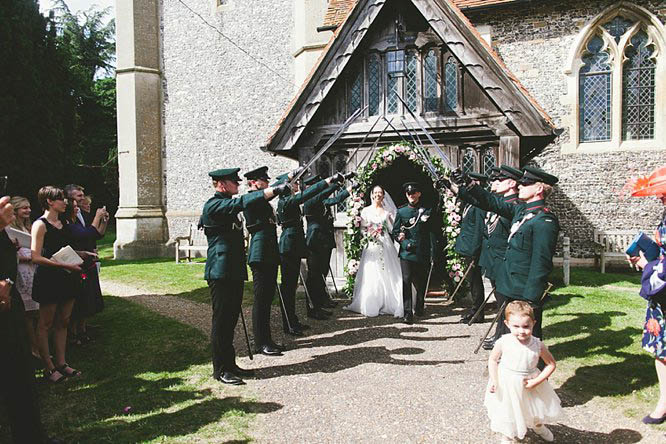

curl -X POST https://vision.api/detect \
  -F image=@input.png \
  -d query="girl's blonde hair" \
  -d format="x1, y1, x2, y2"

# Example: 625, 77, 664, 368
504, 300, 535, 322
9, 196, 31, 232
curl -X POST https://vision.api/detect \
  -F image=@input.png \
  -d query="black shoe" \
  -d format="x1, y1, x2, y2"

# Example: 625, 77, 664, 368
323, 300, 338, 308
218, 372, 245, 385
231, 366, 256, 378
307, 309, 330, 320
319, 308, 333, 316
642, 413, 666, 424
268, 341, 286, 352
402, 315, 414, 325
284, 328, 305, 336
295, 322, 310, 331
481, 340, 495, 351
255, 345, 283, 356
460, 313, 474, 324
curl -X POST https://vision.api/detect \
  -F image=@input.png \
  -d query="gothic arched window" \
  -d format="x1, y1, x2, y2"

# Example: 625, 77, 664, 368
367, 54, 381, 116
565, 5, 664, 153
444, 57, 458, 112
462, 150, 476, 174
424, 49, 439, 113
482, 150, 496, 175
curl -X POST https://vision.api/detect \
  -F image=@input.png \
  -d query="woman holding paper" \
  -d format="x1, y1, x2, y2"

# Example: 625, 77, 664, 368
31, 186, 83, 383
627, 167, 666, 425
9, 196, 40, 363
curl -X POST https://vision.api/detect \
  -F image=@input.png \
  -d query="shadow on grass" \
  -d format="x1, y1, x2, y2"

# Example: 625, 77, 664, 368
32, 296, 282, 442
549, 268, 641, 288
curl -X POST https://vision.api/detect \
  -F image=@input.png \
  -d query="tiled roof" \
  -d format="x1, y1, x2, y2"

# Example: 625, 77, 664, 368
323, 0, 519, 27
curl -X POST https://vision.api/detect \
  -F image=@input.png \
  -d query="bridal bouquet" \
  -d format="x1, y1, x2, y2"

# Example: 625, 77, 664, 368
365, 221, 388, 245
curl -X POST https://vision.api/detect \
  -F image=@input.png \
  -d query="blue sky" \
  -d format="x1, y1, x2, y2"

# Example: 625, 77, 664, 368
40, 0, 115, 15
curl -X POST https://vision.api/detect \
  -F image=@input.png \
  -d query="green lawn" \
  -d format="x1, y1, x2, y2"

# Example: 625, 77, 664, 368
1, 297, 279, 443
544, 268, 662, 426
95, 229, 662, 429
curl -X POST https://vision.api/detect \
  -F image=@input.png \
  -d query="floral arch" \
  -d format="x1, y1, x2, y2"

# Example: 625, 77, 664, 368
342, 143, 465, 295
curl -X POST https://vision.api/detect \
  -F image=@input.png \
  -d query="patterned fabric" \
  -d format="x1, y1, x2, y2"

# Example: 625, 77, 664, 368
643, 302, 666, 360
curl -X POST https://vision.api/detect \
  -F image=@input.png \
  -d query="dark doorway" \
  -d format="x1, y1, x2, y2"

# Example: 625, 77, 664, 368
365, 156, 436, 208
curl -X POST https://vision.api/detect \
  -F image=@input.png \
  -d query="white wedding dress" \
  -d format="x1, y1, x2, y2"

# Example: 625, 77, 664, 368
345, 203, 404, 318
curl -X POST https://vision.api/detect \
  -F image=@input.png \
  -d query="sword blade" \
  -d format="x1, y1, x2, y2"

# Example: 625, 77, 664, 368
395, 94, 455, 170
344, 115, 381, 169
292, 105, 368, 185
239, 309, 253, 360
474, 300, 507, 354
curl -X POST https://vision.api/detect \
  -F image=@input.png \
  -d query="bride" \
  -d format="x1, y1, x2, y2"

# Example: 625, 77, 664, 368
345, 185, 403, 317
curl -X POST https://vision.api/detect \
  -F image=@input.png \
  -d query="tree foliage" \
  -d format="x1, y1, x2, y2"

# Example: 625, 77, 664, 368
0, 0, 117, 215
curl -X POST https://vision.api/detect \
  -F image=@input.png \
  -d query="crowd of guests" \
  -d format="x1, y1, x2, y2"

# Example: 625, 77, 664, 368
1, 184, 108, 442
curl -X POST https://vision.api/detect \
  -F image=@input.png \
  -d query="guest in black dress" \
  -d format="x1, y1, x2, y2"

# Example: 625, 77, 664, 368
31, 186, 84, 382
63, 198, 108, 343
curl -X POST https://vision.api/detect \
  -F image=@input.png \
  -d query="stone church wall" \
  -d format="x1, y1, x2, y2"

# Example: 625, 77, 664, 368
467, 0, 666, 258
160, 0, 297, 237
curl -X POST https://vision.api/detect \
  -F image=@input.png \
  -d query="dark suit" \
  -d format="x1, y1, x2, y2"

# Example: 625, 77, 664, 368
304, 184, 349, 309
201, 190, 265, 378
392, 203, 435, 316
277, 180, 329, 327
454, 202, 486, 311
0, 231, 46, 443
461, 186, 560, 338
243, 197, 280, 348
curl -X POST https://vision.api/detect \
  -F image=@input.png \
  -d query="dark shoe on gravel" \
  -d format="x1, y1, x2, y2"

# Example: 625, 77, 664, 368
642, 413, 666, 424
231, 366, 256, 378
255, 345, 283, 356
218, 372, 245, 385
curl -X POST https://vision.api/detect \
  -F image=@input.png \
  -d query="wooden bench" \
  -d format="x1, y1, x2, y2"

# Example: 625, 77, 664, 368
174, 223, 208, 263
593, 229, 650, 273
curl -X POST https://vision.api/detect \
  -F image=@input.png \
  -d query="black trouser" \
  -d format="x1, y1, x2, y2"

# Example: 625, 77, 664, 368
0, 295, 46, 443
208, 278, 244, 378
250, 262, 278, 347
495, 294, 544, 340
279, 254, 302, 330
400, 259, 428, 316
306, 247, 331, 310
463, 255, 485, 312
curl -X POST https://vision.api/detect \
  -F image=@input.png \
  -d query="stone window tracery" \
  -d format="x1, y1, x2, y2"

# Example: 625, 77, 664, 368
565, 4, 664, 153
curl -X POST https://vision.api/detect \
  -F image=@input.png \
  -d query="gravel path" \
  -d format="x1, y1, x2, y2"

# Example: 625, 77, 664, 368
101, 280, 664, 443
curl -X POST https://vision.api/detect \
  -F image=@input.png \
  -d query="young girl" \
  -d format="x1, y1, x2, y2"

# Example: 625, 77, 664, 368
484, 301, 563, 442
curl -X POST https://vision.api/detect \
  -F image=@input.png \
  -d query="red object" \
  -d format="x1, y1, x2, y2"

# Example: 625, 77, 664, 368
630, 166, 666, 197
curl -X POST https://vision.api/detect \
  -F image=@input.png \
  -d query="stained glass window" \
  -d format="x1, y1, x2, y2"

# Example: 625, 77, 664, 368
579, 36, 612, 142
622, 31, 656, 140
348, 69, 362, 117
424, 49, 439, 112
602, 16, 635, 43
367, 54, 381, 116
405, 51, 418, 113
482, 150, 496, 174
444, 57, 458, 111
386, 76, 399, 114
462, 150, 476, 174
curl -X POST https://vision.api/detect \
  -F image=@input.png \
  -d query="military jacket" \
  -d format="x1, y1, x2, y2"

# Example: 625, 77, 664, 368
200, 190, 265, 280
477, 193, 519, 281
463, 186, 560, 303
454, 202, 486, 258
277, 179, 328, 258
391, 203, 435, 264
243, 196, 279, 265
304, 184, 350, 251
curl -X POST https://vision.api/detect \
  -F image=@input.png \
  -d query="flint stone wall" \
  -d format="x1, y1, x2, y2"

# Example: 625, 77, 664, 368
468, 0, 666, 257
160, 0, 297, 239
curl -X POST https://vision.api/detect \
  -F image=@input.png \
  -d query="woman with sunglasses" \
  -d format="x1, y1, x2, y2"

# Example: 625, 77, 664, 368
31, 186, 83, 383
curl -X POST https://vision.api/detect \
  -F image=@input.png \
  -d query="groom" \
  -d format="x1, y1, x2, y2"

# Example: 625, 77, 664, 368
392, 182, 434, 324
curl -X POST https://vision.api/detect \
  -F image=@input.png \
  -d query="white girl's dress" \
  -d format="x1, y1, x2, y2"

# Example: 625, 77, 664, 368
484, 334, 563, 439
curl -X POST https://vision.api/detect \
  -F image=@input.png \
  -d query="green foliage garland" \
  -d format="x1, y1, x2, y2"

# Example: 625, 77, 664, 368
343, 143, 465, 295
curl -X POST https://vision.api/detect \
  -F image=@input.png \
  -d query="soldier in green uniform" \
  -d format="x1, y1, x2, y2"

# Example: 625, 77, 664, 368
303, 175, 350, 319
449, 166, 560, 340
455, 172, 488, 324
274, 173, 340, 334
200, 168, 289, 385
243, 166, 285, 356
392, 182, 435, 324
